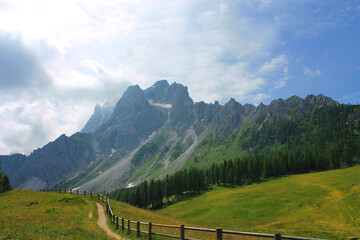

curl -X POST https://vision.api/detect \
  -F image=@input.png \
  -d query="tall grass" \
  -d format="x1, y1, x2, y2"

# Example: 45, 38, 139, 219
158, 166, 360, 240
0, 190, 110, 239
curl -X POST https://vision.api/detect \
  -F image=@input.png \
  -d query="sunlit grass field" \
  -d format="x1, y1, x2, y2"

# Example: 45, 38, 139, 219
106, 198, 254, 240
157, 166, 360, 240
0, 190, 110, 239
1, 166, 360, 240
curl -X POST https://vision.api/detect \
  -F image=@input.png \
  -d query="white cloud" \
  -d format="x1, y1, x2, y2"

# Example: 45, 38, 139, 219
257, 55, 291, 91
219, 4, 230, 14
304, 67, 322, 77
252, 93, 271, 104
0, 97, 93, 155
259, 55, 288, 73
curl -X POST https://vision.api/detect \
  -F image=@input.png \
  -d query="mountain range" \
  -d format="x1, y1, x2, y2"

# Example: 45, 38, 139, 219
0, 80, 357, 192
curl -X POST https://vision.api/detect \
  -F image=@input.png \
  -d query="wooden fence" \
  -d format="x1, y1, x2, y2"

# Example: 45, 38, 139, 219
40, 188, 358, 240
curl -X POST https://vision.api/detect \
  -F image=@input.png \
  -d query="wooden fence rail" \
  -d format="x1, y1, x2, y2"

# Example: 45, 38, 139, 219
40, 188, 357, 240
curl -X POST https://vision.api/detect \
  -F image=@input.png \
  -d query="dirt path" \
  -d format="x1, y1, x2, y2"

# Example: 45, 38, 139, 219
96, 202, 125, 240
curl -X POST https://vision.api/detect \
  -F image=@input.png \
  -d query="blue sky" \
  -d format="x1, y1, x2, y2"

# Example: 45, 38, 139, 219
0, 0, 359, 155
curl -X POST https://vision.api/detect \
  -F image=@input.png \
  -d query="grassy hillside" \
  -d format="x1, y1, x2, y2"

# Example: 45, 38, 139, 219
107, 199, 229, 239
0, 190, 110, 239
158, 166, 360, 240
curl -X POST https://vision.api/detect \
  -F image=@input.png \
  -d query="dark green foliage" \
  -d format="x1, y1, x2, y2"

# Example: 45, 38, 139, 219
111, 167, 207, 209
0, 164, 12, 193
132, 141, 160, 166
171, 142, 184, 161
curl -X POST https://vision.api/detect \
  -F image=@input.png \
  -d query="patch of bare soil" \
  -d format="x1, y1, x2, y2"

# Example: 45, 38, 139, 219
96, 202, 125, 240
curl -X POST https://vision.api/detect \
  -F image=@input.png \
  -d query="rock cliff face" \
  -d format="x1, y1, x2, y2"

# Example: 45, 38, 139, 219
95, 85, 168, 155
81, 102, 114, 133
0, 80, 342, 191
1, 133, 95, 189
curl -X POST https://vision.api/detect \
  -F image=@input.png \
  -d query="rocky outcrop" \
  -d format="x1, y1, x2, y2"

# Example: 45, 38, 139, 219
95, 85, 168, 155
81, 102, 114, 133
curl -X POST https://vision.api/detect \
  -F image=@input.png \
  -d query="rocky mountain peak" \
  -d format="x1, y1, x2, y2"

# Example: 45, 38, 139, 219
305, 94, 339, 107
81, 102, 115, 133
153, 79, 170, 89
144, 80, 193, 107
112, 84, 149, 117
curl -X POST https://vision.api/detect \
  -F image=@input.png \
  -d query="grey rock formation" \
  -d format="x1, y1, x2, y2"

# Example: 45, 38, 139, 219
81, 101, 114, 133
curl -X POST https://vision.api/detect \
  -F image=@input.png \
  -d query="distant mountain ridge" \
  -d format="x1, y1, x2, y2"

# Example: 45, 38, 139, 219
0, 80, 354, 191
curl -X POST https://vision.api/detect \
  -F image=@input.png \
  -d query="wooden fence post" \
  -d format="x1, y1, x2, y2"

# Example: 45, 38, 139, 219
84, 190, 86, 197
180, 224, 185, 240
122, 218, 124, 230
148, 222, 152, 240
216, 228, 222, 240
137, 221, 140, 237
275, 233, 282, 240
128, 219, 131, 233
65, 188, 66, 194
70, 189, 72, 195
98, 193, 100, 201
77, 189, 79, 195
116, 216, 119, 230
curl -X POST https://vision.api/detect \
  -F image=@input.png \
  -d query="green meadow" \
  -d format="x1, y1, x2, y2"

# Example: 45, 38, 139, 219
158, 166, 360, 240
0, 190, 110, 239
1, 166, 360, 240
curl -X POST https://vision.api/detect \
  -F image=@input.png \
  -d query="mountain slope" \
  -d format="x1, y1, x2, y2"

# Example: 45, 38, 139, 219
1, 133, 96, 189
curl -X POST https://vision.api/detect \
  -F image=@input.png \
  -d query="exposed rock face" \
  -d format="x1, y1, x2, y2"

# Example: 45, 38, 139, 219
1, 133, 96, 189
95, 85, 168, 155
251, 94, 340, 126
144, 80, 193, 106
81, 102, 114, 133
0, 79, 341, 191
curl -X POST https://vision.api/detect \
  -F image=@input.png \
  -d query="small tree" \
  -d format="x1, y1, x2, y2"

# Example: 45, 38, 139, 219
2, 174, 11, 192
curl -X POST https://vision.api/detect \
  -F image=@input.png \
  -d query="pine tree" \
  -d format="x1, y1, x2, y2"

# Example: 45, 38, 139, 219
235, 158, 242, 185
135, 188, 141, 207
226, 160, 234, 185
222, 160, 227, 185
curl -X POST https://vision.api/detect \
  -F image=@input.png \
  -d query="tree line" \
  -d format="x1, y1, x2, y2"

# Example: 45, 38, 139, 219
110, 105, 360, 209
0, 164, 12, 194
